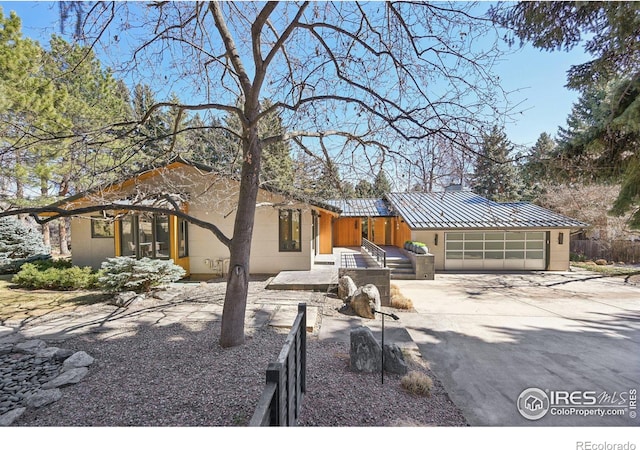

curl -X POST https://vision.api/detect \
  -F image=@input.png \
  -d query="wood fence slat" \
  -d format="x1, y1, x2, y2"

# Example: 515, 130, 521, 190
250, 303, 307, 426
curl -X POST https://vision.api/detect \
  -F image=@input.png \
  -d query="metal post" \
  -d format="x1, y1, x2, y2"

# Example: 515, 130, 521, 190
381, 313, 385, 384
372, 309, 400, 386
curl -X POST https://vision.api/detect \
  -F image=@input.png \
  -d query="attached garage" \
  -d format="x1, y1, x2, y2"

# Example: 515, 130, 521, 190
444, 231, 547, 270
385, 191, 588, 272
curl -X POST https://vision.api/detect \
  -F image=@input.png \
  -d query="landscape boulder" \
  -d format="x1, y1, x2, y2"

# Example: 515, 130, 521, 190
62, 351, 95, 371
383, 343, 408, 375
338, 275, 357, 302
350, 327, 382, 373
350, 284, 381, 319
111, 291, 144, 307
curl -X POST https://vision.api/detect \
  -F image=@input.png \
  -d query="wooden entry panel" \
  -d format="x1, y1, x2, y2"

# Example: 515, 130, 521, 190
333, 217, 361, 247
318, 211, 333, 254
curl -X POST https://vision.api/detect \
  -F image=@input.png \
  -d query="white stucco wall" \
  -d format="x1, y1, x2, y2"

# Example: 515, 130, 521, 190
70, 217, 116, 269
188, 188, 314, 276
68, 165, 316, 276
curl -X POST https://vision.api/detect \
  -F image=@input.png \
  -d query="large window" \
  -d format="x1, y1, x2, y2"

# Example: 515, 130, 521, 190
279, 209, 301, 252
178, 218, 189, 258
119, 213, 172, 259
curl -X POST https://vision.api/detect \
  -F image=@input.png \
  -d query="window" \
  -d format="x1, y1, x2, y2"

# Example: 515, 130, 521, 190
119, 213, 172, 259
91, 217, 114, 238
178, 218, 189, 258
279, 209, 301, 252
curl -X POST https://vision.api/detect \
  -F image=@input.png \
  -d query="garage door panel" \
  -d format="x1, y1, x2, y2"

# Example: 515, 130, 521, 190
445, 231, 546, 271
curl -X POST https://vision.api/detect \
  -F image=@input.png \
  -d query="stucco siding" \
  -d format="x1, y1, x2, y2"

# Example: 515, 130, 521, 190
70, 218, 116, 269
548, 228, 571, 270
411, 230, 443, 269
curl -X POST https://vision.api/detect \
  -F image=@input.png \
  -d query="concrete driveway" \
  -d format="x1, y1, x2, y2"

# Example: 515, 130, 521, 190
393, 270, 640, 426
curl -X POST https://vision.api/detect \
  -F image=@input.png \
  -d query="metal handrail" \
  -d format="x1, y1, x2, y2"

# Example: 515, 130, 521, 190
361, 237, 387, 267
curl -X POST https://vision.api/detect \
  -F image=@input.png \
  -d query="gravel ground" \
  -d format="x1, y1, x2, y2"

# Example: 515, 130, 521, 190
8, 280, 467, 427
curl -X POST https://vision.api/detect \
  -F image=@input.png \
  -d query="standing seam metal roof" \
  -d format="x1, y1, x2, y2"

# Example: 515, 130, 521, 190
384, 191, 589, 229
326, 198, 393, 217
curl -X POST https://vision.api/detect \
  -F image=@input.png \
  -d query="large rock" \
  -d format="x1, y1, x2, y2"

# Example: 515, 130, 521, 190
383, 343, 408, 375
14, 339, 46, 354
0, 407, 26, 426
62, 351, 94, 371
42, 367, 89, 389
26, 388, 62, 408
111, 291, 144, 307
338, 275, 357, 301
350, 326, 382, 373
350, 284, 381, 319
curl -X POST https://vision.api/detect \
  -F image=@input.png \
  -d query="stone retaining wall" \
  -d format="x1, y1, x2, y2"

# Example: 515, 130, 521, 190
338, 267, 390, 306
403, 251, 435, 280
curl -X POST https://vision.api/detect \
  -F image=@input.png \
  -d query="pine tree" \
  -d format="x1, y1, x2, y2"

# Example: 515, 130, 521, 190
519, 132, 557, 200
471, 126, 520, 202
0, 216, 50, 273
354, 180, 374, 198
372, 170, 391, 197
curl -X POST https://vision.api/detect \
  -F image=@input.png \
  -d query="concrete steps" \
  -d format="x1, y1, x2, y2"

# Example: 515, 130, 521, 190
386, 257, 416, 280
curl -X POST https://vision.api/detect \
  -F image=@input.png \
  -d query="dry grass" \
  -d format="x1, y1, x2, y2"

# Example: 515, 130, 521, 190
390, 283, 414, 310
0, 275, 109, 324
401, 370, 433, 397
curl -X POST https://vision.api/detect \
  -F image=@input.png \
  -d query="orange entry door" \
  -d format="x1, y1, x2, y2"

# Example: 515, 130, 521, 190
333, 217, 361, 247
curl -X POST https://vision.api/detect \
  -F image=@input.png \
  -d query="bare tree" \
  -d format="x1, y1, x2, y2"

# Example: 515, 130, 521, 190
2, 1, 511, 347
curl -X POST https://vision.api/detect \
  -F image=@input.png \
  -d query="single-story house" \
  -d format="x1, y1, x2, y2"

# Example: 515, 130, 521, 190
43, 158, 587, 277
44, 157, 340, 279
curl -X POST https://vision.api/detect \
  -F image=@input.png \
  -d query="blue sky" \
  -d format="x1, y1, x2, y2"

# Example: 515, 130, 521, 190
1, 1, 587, 149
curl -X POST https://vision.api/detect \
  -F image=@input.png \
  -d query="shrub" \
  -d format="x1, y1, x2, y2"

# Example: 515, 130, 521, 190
12, 263, 100, 290
404, 241, 428, 255
0, 216, 50, 274
400, 371, 433, 397
390, 283, 414, 310
99, 257, 186, 293
391, 293, 414, 310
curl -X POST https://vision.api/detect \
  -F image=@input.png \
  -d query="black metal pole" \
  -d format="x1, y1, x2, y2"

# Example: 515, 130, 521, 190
381, 313, 385, 384
372, 309, 399, 386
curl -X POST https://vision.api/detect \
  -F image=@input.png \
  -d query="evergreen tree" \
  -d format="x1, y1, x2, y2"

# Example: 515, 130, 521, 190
354, 179, 374, 198
224, 98, 294, 191
372, 170, 391, 197
492, 1, 640, 225
0, 8, 63, 201
132, 83, 170, 165
0, 216, 50, 273
519, 132, 557, 200
471, 126, 520, 202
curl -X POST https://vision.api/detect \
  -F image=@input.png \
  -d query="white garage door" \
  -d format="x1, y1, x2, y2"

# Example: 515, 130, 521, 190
444, 231, 546, 270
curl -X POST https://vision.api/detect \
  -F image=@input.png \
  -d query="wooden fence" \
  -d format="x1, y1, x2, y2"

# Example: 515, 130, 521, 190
249, 303, 307, 426
571, 239, 640, 264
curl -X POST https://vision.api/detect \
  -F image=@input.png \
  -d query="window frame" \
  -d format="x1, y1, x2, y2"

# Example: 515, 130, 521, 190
90, 217, 115, 238
278, 209, 302, 252
178, 218, 189, 258
119, 213, 171, 260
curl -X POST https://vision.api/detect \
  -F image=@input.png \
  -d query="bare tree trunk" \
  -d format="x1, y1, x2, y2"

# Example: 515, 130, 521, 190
40, 179, 51, 248
42, 223, 51, 249
219, 116, 262, 348
59, 218, 70, 255
58, 176, 71, 255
